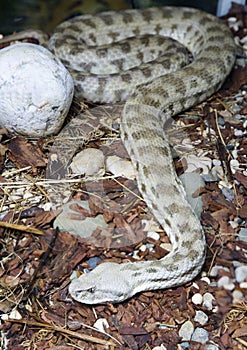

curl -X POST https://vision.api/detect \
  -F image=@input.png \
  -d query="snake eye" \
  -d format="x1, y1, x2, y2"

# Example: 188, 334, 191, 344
87, 287, 96, 293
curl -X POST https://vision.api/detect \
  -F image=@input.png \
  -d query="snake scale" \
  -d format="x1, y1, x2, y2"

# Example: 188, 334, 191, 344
47, 7, 236, 304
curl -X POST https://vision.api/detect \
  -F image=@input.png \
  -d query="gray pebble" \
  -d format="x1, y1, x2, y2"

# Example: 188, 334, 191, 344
238, 228, 247, 242
179, 320, 194, 341
205, 344, 220, 350
191, 327, 209, 344
194, 310, 208, 326
235, 265, 247, 282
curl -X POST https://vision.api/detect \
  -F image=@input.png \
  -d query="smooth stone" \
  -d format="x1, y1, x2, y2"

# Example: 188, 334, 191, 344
194, 310, 208, 326
70, 148, 105, 176
147, 231, 160, 241
238, 228, 247, 242
178, 320, 194, 341
53, 200, 108, 239
0, 43, 74, 137
192, 293, 203, 305
205, 344, 220, 350
232, 290, 244, 303
235, 265, 247, 282
217, 275, 235, 290
180, 343, 190, 349
191, 328, 209, 344
106, 155, 135, 179
179, 172, 204, 218
202, 293, 215, 310
88, 257, 102, 269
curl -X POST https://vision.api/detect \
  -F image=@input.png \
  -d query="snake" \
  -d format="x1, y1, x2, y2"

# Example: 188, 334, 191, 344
46, 7, 236, 304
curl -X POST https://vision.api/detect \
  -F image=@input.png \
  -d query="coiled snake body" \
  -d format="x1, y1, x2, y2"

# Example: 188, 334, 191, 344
47, 7, 236, 304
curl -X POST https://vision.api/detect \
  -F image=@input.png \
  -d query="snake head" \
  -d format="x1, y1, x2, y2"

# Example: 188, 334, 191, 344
69, 262, 131, 304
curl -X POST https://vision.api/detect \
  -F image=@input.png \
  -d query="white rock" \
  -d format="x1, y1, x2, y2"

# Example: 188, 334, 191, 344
191, 327, 209, 344
0, 43, 74, 137
194, 310, 208, 326
93, 318, 109, 333
9, 309, 22, 320
179, 172, 204, 218
238, 227, 247, 242
147, 231, 160, 240
106, 155, 135, 179
178, 320, 194, 341
192, 293, 203, 305
240, 281, 247, 289
152, 345, 167, 350
235, 265, 247, 282
217, 276, 235, 290
53, 200, 108, 241
200, 277, 210, 284
70, 148, 105, 176
232, 290, 244, 304
202, 293, 215, 310
205, 343, 220, 350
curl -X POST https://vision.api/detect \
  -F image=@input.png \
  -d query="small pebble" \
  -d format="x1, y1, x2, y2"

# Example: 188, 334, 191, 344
230, 159, 240, 174
180, 342, 190, 349
235, 265, 247, 282
106, 155, 135, 179
178, 320, 194, 341
70, 148, 105, 176
200, 277, 210, 284
232, 290, 244, 303
152, 345, 167, 350
192, 293, 203, 305
238, 227, 247, 242
191, 327, 209, 344
194, 310, 208, 326
217, 276, 235, 291
229, 217, 239, 229
139, 244, 147, 252
234, 129, 243, 136
147, 231, 160, 240
240, 282, 247, 289
9, 309, 22, 320
88, 257, 101, 269
202, 293, 215, 310
93, 318, 109, 333
205, 343, 220, 350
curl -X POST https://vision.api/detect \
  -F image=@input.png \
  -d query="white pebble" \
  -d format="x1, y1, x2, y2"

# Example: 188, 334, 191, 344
230, 159, 240, 174
240, 282, 247, 289
178, 320, 194, 341
235, 265, 247, 283
217, 276, 235, 291
192, 293, 203, 305
202, 293, 215, 310
234, 129, 243, 136
205, 344, 220, 350
191, 327, 209, 344
70, 148, 105, 176
232, 290, 244, 304
194, 310, 208, 326
93, 318, 109, 333
0, 43, 73, 136
192, 282, 200, 290
200, 277, 210, 284
9, 309, 22, 320
147, 231, 160, 240
106, 155, 135, 179
139, 244, 147, 252
152, 345, 167, 350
